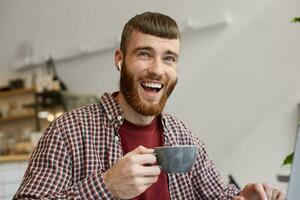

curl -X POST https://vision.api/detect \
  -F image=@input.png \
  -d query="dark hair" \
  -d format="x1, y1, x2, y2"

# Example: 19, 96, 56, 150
120, 12, 181, 54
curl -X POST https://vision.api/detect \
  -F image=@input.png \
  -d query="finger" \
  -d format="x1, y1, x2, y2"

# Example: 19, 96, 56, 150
134, 175, 159, 186
132, 145, 154, 154
127, 153, 157, 165
136, 165, 161, 176
263, 183, 273, 200
138, 153, 157, 165
233, 197, 245, 200
276, 191, 286, 200
135, 184, 152, 195
271, 187, 279, 200
253, 184, 268, 200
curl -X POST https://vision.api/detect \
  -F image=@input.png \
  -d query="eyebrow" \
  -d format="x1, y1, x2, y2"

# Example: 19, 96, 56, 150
132, 46, 153, 54
132, 46, 179, 59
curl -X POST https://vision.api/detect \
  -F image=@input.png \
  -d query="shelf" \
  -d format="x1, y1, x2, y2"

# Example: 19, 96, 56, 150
0, 112, 36, 123
0, 154, 30, 163
12, 14, 231, 71
0, 88, 35, 98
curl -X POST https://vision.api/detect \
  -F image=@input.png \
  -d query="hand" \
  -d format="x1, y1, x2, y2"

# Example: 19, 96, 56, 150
234, 183, 285, 200
102, 145, 161, 199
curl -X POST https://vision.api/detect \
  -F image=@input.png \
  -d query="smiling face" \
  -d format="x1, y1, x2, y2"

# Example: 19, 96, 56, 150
118, 31, 179, 116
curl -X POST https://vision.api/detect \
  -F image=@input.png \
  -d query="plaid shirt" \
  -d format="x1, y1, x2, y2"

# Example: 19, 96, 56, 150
14, 93, 240, 200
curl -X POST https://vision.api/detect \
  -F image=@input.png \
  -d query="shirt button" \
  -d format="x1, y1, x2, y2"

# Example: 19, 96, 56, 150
115, 136, 119, 141
117, 115, 122, 121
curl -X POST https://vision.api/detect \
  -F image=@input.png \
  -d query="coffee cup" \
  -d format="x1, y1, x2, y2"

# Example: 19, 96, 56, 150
154, 145, 197, 173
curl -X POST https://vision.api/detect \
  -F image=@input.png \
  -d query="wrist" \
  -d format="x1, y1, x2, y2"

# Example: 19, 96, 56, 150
102, 170, 119, 198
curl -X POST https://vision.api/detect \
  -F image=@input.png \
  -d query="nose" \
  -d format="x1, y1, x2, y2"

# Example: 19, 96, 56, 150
147, 59, 164, 78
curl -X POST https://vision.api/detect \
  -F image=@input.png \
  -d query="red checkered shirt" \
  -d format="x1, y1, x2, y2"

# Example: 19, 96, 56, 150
14, 92, 240, 199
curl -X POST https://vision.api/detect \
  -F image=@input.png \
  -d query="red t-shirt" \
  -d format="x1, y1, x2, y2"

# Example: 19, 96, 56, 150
119, 117, 170, 200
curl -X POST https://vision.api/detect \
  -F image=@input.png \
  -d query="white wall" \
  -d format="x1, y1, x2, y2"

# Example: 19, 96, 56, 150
1, 0, 300, 191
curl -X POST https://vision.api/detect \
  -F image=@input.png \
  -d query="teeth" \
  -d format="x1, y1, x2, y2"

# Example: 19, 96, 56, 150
142, 82, 162, 89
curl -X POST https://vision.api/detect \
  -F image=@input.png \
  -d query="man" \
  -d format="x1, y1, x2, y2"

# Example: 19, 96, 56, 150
14, 12, 285, 200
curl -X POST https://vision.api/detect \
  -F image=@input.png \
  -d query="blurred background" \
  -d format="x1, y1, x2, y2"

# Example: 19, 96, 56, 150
0, 0, 300, 199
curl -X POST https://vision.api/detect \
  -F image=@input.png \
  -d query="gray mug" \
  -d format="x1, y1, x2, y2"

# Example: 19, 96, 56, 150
154, 145, 197, 173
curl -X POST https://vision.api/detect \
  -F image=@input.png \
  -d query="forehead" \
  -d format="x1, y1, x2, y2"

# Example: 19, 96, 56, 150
126, 31, 180, 54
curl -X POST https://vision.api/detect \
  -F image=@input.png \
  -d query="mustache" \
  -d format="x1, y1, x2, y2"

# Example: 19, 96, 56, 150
138, 74, 165, 82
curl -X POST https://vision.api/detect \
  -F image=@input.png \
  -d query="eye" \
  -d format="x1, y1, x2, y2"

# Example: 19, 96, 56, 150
164, 56, 176, 64
137, 51, 151, 58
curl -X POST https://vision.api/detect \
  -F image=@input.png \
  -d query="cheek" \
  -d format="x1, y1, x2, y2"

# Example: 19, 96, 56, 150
166, 68, 177, 82
127, 62, 148, 76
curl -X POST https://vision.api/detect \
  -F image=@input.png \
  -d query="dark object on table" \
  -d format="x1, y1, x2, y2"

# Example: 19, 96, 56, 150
0, 86, 11, 92
9, 79, 24, 89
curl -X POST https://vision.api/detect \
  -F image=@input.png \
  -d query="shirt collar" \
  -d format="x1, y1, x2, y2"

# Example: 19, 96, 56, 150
99, 92, 124, 124
99, 92, 172, 137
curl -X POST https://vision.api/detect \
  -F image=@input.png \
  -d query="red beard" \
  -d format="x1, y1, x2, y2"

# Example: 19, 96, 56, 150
119, 62, 177, 116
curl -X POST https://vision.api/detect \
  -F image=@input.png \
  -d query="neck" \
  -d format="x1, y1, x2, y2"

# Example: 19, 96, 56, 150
116, 92, 155, 126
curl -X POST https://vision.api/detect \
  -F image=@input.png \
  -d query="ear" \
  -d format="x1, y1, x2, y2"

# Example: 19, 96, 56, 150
115, 49, 123, 71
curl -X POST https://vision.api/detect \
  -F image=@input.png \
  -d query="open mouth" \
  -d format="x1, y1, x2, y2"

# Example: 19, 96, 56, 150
140, 81, 163, 93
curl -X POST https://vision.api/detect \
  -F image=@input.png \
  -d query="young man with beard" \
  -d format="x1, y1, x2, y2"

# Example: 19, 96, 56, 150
14, 12, 285, 200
